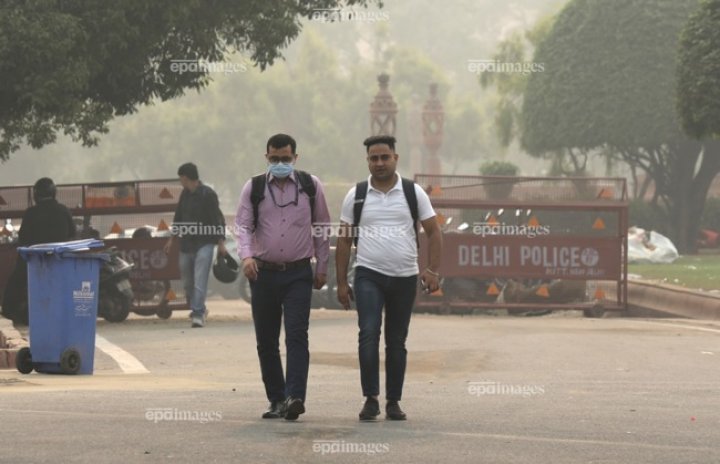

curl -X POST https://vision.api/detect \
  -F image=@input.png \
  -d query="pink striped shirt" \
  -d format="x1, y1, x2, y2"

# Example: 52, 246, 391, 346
234, 172, 330, 275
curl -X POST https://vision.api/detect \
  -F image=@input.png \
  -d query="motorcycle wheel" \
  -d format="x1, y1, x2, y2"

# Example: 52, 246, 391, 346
102, 291, 131, 323
583, 303, 606, 318
156, 303, 172, 320
133, 307, 156, 317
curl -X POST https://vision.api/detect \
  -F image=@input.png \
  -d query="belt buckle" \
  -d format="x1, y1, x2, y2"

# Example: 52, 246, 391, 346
278, 262, 287, 271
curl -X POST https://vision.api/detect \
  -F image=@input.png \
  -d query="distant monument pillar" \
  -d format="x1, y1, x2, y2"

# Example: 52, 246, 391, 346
422, 82, 444, 175
406, 93, 422, 176
369, 73, 398, 136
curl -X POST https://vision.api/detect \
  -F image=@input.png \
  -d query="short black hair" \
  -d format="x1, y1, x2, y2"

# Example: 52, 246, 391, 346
363, 135, 396, 153
33, 177, 56, 201
266, 133, 297, 154
177, 162, 199, 180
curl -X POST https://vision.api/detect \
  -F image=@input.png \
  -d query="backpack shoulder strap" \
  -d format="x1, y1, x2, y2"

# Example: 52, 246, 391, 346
201, 185, 224, 228
296, 170, 316, 222
250, 174, 266, 231
401, 178, 420, 249
353, 181, 369, 247
296, 170, 315, 195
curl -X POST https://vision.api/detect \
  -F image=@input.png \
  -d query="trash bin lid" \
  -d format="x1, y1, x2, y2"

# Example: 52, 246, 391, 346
18, 239, 105, 259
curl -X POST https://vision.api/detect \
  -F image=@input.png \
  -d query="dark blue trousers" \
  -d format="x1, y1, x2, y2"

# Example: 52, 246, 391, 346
353, 266, 417, 401
250, 264, 313, 402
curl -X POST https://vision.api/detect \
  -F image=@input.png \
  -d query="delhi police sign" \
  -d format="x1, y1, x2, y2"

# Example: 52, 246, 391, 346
433, 234, 621, 280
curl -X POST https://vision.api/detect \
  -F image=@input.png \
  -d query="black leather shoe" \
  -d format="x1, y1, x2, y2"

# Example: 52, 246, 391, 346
284, 397, 305, 421
262, 400, 286, 419
386, 400, 407, 421
359, 397, 380, 421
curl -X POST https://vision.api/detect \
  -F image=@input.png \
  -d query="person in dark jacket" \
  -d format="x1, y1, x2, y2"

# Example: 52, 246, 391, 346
1, 178, 76, 324
164, 163, 227, 328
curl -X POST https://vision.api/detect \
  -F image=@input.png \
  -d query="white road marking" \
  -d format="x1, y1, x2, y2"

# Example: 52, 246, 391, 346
634, 320, 720, 334
95, 335, 149, 374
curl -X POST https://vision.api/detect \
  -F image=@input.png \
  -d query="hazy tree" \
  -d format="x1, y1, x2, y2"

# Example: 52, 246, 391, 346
521, 0, 717, 253
480, 16, 554, 148
0, 0, 530, 212
0, 0, 379, 161
479, 13, 620, 177
677, 0, 720, 139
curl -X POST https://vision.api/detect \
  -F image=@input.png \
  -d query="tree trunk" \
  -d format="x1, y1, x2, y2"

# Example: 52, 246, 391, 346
666, 140, 720, 254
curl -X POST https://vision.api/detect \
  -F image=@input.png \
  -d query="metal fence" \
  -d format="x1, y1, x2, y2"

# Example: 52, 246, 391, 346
415, 175, 629, 315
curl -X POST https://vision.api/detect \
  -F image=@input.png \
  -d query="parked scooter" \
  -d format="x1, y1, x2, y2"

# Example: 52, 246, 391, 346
0, 219, 18, 244
97, 247, 134, 323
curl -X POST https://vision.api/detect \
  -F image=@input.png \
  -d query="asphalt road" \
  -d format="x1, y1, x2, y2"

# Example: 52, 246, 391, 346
1, 300, 719, 464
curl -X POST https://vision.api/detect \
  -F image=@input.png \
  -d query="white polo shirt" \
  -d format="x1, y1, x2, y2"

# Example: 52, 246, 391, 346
340, 173, 436, 277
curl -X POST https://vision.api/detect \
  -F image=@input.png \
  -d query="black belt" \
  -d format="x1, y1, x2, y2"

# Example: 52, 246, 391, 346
255, 257, 311, 271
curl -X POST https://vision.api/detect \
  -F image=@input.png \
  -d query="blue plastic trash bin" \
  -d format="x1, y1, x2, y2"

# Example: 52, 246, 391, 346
16, 239, 107, 375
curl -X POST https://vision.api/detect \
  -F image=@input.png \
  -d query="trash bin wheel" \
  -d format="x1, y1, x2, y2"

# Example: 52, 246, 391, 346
60, 348, 81, 374
16, 347, 34, 374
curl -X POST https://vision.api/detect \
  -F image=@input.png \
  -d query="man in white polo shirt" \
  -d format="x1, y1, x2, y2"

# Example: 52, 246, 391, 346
336, 135, 442, 421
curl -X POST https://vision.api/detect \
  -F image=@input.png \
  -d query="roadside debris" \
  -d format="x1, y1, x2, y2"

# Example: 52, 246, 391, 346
628, 227, 679, 264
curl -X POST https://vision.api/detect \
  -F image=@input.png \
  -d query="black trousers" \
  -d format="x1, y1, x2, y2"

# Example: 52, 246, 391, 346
250, 263, 313, 402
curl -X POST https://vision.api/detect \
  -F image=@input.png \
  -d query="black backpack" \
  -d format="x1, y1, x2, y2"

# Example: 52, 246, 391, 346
250, 170, 316, 230
352, 177, 419, 248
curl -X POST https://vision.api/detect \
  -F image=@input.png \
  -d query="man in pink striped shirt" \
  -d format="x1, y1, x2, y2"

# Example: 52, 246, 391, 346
234, 133, 330, 421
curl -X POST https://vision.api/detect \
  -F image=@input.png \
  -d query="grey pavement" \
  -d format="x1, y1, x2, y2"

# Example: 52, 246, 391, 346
1, 299, 719, 464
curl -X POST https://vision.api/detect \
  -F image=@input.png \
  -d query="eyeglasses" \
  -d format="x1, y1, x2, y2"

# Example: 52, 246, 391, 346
267, 155, 296, 164
367, 154, 393, 163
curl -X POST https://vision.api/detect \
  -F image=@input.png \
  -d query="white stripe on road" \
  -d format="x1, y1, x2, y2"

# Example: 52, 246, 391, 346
95, 335, 149, 374
634, 320, 720, 334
